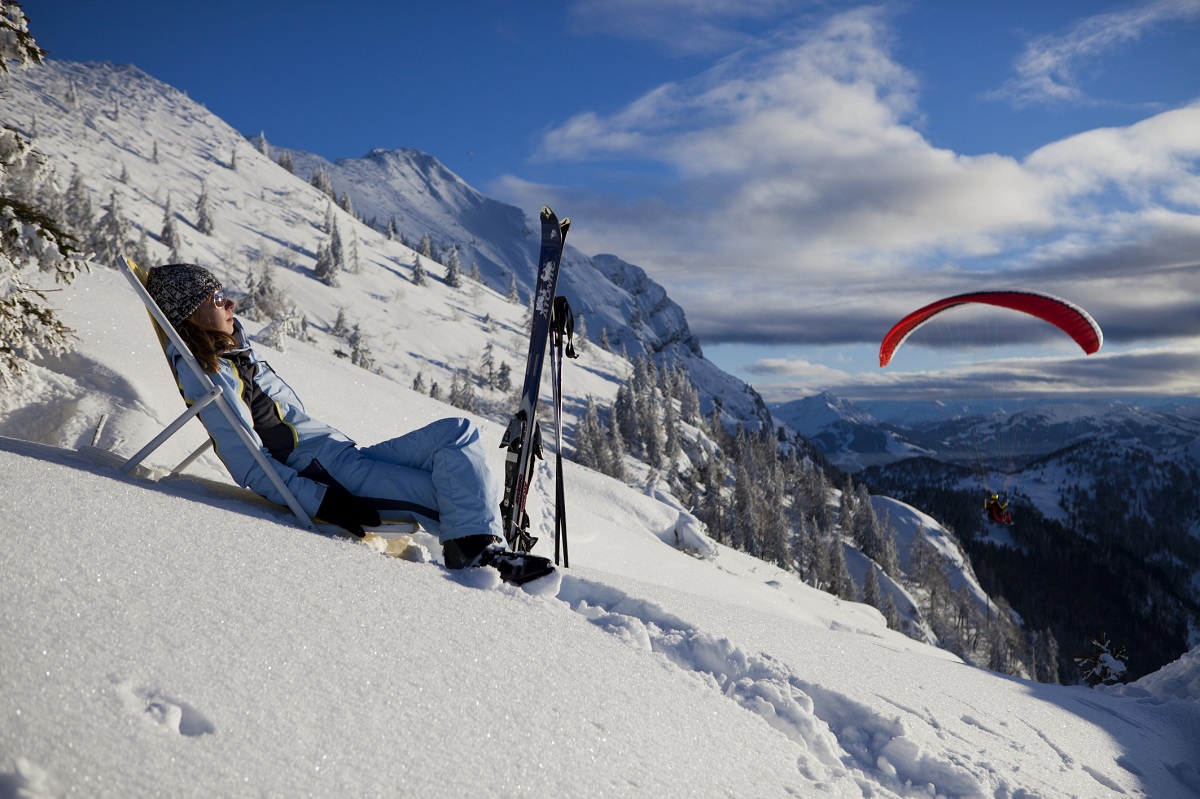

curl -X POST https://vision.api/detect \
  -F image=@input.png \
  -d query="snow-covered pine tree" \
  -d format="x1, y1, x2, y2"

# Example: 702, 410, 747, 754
0, 2, 89, 382
195, 181, 215, 235
347, 324, 375, 372
444, 244, 462, 288
330, 306, 350, 338
0, 2, 44, 76
480, 341, 496, 388
277, 151, 294, 174
346, 228, 360, 275
573, 395, 606, 472
506, 273, 520, 304
411, 254, 427, 286
314, 237, 338, 287
321, 201, 335, 235
495, 360, 511, 393
417, 232, 433, 260
862, 564, 883, 610
826, 534, 856, 602
64, 167, 92, 237
161, 193, 183, 260
310, 166, 335, 200
1031, 627, 1061, 684
88, 189, 130, 268
244, 252, 290, 321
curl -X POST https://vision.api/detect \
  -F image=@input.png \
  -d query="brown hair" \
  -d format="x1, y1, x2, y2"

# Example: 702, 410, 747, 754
177, 319, 237, 373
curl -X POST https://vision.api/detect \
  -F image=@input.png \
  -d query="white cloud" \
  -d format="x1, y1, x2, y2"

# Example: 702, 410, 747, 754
991, 0, 1200, 107
495, 6, 1200, 400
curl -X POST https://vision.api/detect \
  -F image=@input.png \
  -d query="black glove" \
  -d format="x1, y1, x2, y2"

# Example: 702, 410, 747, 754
316, 483, 381, 537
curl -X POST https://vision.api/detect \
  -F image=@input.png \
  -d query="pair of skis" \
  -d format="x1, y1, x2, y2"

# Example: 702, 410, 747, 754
499, 206, 576, 565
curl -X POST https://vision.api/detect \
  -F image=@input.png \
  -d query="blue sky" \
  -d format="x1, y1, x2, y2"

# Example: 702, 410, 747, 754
37, 0, 1200, 402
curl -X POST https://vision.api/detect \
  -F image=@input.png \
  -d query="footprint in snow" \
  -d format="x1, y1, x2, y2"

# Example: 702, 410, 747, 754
113, 678, 216, 737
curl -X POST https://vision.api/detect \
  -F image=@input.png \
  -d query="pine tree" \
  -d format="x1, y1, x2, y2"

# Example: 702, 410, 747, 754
348, 324, 375, 372
0, 4, 45, 76
244, 253, 290, 320
88, 189, 129, 268
322, 202, 336, 235
0, 8, 88, 383
310, 166, 335, 199
863, 565, 883, 610
480, 341, 496, 388
506, 273, 520, 305
64, 168, 93, 237
417, 232, 433, 260
346, 228, 360, 275
444, 244, 462, 288
495, 361, 512, 393
411, 254, 427, 286
314, 238, 339, 287
412, 372, 426, 394
161, 194, 183, 260
827, 536, 856, 601
195, 181, 215, 235
277, 151, 294, 174
573, 396, 605, 471
1075, 632, 1127, 686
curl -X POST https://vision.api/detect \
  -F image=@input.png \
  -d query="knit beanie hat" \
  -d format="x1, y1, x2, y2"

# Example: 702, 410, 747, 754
146, 264, 222, 328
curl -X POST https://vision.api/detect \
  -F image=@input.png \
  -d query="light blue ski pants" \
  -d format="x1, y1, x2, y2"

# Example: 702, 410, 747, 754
313, 417, 502, 542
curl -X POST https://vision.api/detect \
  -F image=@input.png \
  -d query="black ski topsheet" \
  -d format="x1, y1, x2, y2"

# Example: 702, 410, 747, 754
500, 206, 569, 551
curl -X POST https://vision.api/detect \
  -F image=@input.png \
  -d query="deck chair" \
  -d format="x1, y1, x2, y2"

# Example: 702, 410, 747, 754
117, 256, 420, 539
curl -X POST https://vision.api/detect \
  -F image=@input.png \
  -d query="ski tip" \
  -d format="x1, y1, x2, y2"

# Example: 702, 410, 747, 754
540, 206, 554, 220
559, 218, 571, 235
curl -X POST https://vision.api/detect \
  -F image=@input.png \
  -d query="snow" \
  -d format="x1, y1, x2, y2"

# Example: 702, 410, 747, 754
4, 431, 1200, 797
1, 268, 1198, 796
2, 59, 1200, 797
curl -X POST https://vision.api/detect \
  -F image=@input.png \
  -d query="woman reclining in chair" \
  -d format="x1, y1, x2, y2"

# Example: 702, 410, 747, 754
146, 263, 552, 585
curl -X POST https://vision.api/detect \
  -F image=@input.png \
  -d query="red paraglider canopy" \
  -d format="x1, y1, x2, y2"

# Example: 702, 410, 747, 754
879, 290, 1103, 367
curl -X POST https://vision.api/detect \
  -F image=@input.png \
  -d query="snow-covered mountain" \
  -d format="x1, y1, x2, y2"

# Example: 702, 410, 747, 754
3, 53, 1200, 798
776, 393, 1200, 480
6, 60, 768, 435
772, 392, 931, 471
270, 134, 771, 430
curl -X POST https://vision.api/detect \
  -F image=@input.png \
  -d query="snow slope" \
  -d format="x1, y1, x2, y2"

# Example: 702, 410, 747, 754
1, 269, 1198, 797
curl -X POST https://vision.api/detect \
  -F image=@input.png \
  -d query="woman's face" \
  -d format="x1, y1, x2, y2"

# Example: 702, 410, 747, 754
188, 289, 236, 335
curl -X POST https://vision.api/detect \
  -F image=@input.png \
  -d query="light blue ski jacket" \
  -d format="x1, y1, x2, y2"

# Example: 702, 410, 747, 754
166, 321, 352, 517
165, 321, 501, 541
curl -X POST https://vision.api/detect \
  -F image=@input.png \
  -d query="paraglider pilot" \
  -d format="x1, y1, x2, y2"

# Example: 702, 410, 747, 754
985, 493, 1013, 525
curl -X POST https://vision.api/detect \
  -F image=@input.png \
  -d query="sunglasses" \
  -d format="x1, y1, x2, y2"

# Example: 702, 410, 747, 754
209, 288, 229, 307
